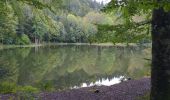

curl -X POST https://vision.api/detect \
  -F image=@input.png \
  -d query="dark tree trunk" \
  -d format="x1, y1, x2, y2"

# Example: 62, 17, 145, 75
151, 8, 170, 100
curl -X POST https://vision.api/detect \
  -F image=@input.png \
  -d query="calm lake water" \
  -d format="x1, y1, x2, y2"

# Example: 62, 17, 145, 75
0, 45, 151, 91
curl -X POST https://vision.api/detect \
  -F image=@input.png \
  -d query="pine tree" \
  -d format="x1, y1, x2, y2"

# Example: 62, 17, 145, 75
0, 1, 18, 44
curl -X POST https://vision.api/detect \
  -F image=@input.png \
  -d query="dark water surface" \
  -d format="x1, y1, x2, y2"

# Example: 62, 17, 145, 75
0, 45, 151, 91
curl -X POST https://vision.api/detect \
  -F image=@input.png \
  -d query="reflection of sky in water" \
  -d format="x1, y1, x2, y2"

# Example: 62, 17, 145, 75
72, 76, 125, 89
95, 0, 111, 4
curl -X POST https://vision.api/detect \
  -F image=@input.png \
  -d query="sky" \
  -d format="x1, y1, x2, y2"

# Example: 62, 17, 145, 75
95, 0, 111, 4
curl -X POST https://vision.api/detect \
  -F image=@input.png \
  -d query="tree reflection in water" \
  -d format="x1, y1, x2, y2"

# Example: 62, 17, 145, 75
0, 45, 151, 91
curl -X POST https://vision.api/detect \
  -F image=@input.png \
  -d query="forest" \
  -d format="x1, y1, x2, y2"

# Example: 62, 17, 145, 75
0, 0, 151, 45
1, 0, 170, 100
0, 0, 114, 44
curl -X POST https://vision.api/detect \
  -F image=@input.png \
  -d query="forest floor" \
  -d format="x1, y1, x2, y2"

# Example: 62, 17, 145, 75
0, 78, 150, 100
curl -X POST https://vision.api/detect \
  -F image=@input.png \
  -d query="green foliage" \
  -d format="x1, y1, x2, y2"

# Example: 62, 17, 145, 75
84, 11, 113, 25
17, 86, 39, 93
95, 0, 153, 43
0, 1, 18, 44
38, 81, 55, 92
0, 81, 39, 99
15, 34, 31, 45
103, 1, 170, 31
0, 0, 158, 44
95, 22, 151, 43
16, 86, 39, 100
0, 82, 17, 94
62, 0, 103, 16
104, 1, 170, 15
0, 0, 107, 44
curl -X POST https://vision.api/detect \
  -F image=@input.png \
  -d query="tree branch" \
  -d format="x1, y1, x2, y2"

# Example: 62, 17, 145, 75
97, 20, 151, 31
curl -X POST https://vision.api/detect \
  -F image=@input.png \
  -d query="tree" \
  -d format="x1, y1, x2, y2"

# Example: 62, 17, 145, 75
0, 1, 18, 44
104, 0, 170, 99
84, 11, 113, 25
62, 0, 103, 16
151, 8, 170, 100
0, 0, 104, 44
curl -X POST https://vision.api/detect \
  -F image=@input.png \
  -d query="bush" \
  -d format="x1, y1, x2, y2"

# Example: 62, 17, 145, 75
16, 86, 39, 99
3, 37, 15, 44
0, 82, 39, 94
0, 82, 40, 100
0, 82, 17, 94
17, 86, 39, 93
38, 81, 55, 92
15, 34, 31, 45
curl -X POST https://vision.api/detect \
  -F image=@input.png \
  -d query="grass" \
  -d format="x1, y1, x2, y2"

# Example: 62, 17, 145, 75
0, 82, 39, 94
0, 81, 57, 99
0, 82, 40, 99
0, 82, 17, 94
16, 86, 39, 100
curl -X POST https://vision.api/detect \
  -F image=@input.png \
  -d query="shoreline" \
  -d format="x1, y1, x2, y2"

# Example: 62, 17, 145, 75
0, 43, 151, 49
0, 78, 150, 100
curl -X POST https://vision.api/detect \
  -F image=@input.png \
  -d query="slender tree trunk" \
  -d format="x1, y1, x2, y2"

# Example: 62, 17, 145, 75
151, 8, 170, 100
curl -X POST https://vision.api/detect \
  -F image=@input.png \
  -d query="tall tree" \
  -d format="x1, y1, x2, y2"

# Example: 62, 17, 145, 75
104, 0, 170, 99
0, 0, 105, 44
151, 8, 170, 100
0, 1, 18, 44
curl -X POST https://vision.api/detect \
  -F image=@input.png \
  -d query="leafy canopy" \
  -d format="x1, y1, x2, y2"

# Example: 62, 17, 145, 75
95, 0, 170, 43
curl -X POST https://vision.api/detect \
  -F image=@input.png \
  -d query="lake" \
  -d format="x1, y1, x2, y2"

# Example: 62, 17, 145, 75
0, 44, 151, 91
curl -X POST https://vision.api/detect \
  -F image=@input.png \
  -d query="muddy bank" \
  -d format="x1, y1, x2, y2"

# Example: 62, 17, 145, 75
0, 78, 150, 100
